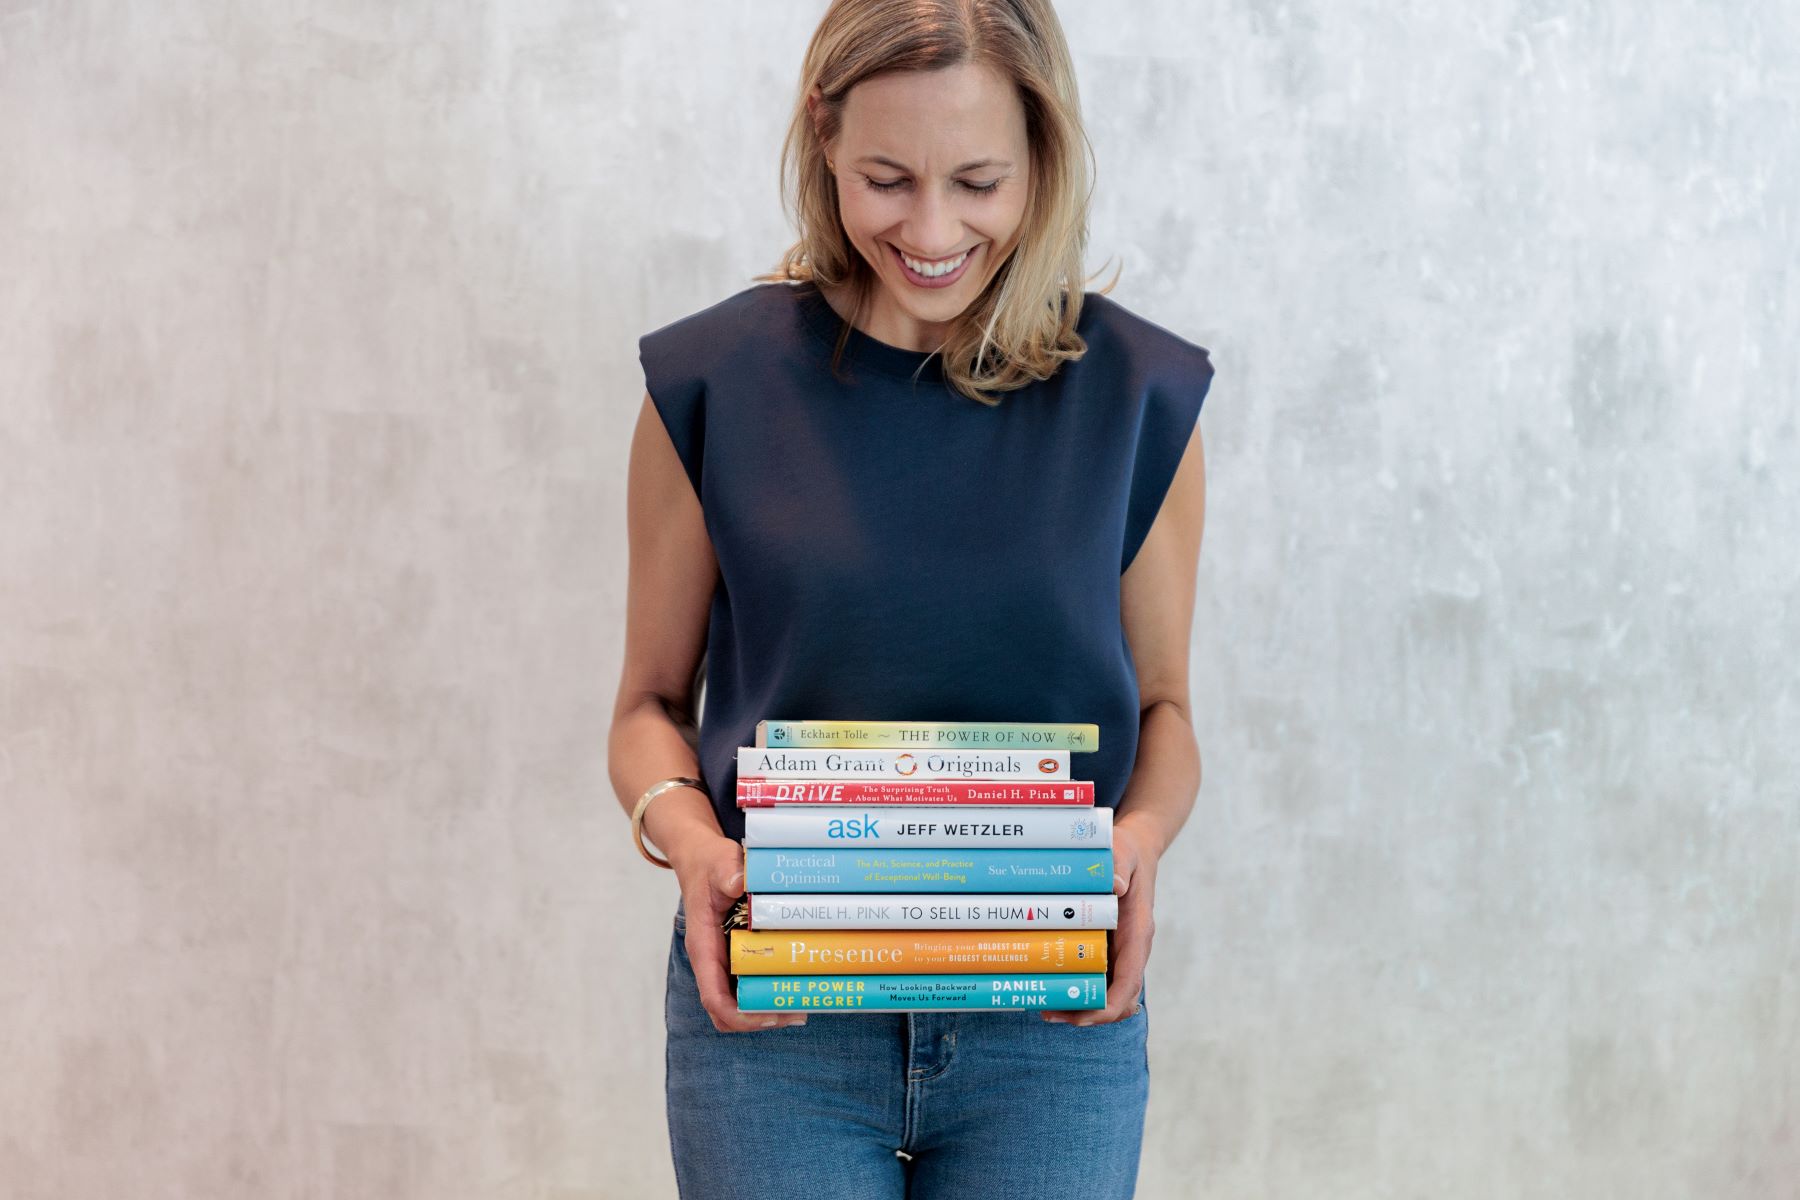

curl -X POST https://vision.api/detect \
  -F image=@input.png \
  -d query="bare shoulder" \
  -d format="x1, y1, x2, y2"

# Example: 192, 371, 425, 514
620, 389, 717, 711
1121, 423, 1205, 710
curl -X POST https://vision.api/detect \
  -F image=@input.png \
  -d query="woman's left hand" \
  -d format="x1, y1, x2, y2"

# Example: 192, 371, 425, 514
1040, 819, 1158, 1026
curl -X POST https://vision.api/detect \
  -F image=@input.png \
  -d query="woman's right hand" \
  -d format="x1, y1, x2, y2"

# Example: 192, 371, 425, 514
668, 832, 810, 1033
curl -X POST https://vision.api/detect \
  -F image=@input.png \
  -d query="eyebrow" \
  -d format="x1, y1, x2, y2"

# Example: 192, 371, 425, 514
854, 155, 1014, 174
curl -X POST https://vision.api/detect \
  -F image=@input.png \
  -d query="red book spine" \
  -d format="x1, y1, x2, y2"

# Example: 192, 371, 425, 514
736, 779, 1095, 807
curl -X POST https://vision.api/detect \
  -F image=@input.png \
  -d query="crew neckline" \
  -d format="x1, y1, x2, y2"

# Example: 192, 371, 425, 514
790, 281, 949, 383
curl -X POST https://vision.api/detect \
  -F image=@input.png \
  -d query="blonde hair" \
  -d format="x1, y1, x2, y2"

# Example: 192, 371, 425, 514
754, 0, 1117, 406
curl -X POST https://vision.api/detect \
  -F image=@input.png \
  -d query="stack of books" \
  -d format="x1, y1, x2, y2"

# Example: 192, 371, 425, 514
727, 719, 1118, 1013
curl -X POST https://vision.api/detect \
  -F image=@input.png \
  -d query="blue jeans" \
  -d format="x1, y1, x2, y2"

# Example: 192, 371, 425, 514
664, 897, 1150, 1198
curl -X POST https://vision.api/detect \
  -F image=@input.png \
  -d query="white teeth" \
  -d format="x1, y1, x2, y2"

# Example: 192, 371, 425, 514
899, 247, 969, 277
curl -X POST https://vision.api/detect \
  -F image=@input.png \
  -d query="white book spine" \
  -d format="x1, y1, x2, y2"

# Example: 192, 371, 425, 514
743, 805, 1111, 848
736, 747, 1070, 781
748, 893, 1120, 930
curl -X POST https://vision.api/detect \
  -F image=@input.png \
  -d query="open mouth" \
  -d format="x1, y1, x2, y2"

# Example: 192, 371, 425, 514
892, 242, 977, 288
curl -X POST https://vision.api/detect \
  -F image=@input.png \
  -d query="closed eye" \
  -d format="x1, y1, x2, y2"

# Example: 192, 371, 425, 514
865, 178, 1002, 195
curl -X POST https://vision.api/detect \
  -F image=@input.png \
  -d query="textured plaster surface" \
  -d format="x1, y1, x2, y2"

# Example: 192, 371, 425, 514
1, 2, 1794, 1197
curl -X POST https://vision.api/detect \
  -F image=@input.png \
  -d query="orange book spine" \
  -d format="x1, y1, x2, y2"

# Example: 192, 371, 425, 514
730, 928, 1108, 975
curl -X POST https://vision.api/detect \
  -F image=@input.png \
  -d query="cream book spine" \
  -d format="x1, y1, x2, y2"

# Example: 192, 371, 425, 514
736, 747, 1070, 781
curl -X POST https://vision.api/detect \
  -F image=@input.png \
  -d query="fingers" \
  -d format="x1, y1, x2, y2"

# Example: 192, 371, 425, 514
676, 844, 806, 1033
1043, 876, 1154, 1027
1041, 958, 1143, 1026
1113, 822, 1160, 897
687, 917, 807, 1032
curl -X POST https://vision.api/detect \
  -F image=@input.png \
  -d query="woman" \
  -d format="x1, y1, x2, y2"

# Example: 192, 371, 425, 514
609, 1, 1214, 1195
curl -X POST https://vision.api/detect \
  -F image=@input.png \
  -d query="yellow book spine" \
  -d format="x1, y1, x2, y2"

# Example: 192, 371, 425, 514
730, 929, 1108, 975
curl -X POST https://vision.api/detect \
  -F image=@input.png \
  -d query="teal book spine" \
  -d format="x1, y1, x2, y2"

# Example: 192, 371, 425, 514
743, 848, 1115, 893
736, 972, 1108, 1011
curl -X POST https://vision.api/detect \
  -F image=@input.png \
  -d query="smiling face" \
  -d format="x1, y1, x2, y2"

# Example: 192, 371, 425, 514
818, 62, 1032, 352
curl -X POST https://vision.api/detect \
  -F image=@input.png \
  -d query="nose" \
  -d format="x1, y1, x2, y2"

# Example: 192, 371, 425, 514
902, 184, 962, 258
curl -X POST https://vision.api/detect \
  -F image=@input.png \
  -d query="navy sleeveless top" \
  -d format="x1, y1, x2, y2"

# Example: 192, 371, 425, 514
638, 280, 1213, 841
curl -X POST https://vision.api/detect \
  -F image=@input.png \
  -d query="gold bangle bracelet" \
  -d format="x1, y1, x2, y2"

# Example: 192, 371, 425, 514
631, 776, 709, 870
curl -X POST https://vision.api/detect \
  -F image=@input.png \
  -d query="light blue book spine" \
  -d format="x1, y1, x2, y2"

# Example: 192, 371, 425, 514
736, 972, 1108, 1012
744, 848, 1115, 893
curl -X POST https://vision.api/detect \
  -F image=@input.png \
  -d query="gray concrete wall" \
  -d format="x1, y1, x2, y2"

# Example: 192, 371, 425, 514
1, 2, 1793, 1196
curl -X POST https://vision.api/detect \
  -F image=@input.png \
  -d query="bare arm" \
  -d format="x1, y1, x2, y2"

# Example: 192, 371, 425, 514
1045, 422, 1207, 1025
608, 391, 722, 849
1113, 421, 1207, 861
608, 392, 805, 1031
